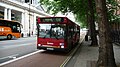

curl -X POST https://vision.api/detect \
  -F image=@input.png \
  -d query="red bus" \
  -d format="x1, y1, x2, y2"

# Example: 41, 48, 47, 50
37, 17, 80, 52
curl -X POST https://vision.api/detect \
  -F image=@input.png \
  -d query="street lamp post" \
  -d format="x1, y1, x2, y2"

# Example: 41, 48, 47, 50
28, 0, 31, 37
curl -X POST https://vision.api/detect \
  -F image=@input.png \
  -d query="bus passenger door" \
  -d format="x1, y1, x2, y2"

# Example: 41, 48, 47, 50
66, 26, 74, 49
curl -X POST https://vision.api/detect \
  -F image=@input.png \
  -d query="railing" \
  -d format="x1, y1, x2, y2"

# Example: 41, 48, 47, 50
111, 22, 120, 43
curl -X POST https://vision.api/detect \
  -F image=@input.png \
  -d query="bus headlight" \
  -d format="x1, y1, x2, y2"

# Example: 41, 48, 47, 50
60, 43, 64, 45
38, 44, 41, 46
61, 46, 64, 48
60, 43, 64, 48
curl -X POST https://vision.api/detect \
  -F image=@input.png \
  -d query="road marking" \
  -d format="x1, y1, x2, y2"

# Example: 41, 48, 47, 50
0, 43, 36, 50
60, 32, 86, 67
60, 43, 80, 67
0, 54, 19, 60
8, 54, 19, 59
0, 50, 44, 66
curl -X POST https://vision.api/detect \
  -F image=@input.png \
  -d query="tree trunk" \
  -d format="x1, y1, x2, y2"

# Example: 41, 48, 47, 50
88, 0, 98, 46
95, 0, 117, 67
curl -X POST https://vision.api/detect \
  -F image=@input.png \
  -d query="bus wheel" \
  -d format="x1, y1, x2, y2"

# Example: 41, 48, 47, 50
7, 34, 12, 40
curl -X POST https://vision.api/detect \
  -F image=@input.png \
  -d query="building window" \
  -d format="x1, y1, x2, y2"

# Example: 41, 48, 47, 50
25, 0, 29, 3
25, 0, 32, 4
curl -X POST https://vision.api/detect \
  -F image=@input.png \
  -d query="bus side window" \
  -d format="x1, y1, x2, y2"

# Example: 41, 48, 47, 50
13, 26, 16, 30
12, 26, 17, 32
68, 26, 73, 37
17, 27, 21, 32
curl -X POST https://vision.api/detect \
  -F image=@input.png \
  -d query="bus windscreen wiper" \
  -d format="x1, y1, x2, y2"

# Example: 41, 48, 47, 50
55, 35, 59, 40
42, 34, 49, 39
43, 35, 46, 39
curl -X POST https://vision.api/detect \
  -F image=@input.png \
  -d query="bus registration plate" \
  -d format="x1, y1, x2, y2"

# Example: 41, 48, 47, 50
47, 48, 54, 50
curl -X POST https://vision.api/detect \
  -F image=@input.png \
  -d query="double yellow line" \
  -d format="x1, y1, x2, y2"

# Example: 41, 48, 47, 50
60, 32, 86, 67
60, 43, 81, 67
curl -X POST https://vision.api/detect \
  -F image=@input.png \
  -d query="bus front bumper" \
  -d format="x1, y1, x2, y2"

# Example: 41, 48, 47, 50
37, 46, 68, 52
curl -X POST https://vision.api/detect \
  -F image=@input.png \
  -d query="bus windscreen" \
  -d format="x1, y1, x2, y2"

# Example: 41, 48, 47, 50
38, 24, 65, 39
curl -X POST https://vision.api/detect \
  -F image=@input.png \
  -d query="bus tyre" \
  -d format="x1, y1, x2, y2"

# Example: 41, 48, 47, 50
7, 34, 12, 40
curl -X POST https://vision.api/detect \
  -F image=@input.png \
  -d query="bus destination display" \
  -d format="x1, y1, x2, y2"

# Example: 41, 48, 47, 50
40, 18, 64, 22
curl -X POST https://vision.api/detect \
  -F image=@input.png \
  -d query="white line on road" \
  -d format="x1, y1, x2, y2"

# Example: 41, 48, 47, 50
0, 43, 36, 50
0, 50, 45, 66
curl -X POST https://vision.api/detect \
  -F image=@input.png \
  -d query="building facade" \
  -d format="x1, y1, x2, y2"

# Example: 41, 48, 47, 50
117, 0, 120, 15
0, 0, 50, 37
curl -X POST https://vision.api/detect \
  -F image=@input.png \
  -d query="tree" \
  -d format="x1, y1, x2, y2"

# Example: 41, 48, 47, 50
87, 0, 98, 46
95, 0, 117, 67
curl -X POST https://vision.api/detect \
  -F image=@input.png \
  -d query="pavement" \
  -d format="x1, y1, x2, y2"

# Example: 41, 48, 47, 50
66, 40, 120, 67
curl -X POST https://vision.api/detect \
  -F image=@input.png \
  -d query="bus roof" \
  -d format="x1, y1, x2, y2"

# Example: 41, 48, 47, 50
38, 17, 80, 26
0, 18, 20, 24
0, 19, 23, 27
